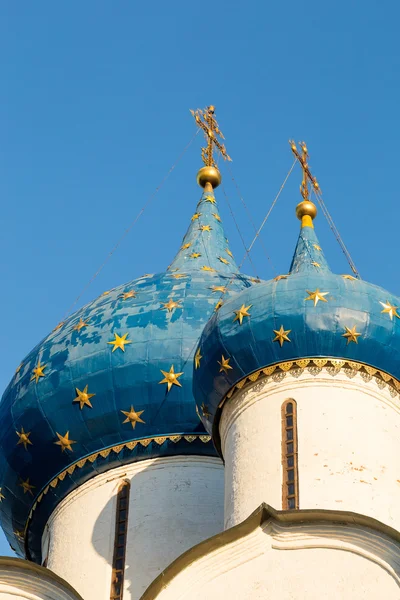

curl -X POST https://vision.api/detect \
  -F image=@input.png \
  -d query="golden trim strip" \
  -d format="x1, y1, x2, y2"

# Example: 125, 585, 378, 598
221, 358, 400, 407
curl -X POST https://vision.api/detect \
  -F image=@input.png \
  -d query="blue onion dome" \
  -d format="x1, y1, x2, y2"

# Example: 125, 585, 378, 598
0, 168, 260, 562
193, 197, 400, 453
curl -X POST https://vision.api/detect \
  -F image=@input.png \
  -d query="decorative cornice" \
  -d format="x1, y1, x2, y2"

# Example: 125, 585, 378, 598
23, 434, 211, 550
222, 358, 400, 406
140, 503, 400, 600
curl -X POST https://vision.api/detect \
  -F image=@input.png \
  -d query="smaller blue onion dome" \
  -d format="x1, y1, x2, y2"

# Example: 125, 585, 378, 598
193, 197, 400, 454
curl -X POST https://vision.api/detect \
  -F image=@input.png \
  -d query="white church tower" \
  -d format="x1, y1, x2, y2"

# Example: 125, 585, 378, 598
1, 121, 400, 600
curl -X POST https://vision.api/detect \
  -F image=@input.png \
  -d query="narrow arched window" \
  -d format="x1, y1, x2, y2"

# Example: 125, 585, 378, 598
110, 480, 130, 600
281, 399, 299, 509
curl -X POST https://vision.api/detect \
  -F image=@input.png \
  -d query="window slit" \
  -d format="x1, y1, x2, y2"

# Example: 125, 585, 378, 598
110, 480, 130, 600
281, 399, 299, 510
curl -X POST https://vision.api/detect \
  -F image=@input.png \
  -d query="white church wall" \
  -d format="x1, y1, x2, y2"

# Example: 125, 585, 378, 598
220, 369, 400, 530
43, 455, 224, 600
143, 518, 400, 600
0, 557, 82, 600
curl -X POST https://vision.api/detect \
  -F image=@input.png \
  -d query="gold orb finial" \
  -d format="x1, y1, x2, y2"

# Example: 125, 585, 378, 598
197, 166, 222, 189
296, 200, 317, 228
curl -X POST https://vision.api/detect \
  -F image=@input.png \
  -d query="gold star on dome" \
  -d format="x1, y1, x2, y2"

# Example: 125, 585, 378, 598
212, 213, 221, 222
191, 213, 201, 221
31, 360, 46, 384
181, 242, 191, 250
172, 273, 187, 279
201, 266, 216, 272
121, 290, 137, 300
200, 403, 210, 418
200, 225, 212, 232
16, 427, 32, 450
121, 406, 145, 429
20, 478, 35, 496
273, 325, 291, 347
342, 325, 361, 344
226, 248, 233, 258
107, 332, 132, 352
52, 322, 64, 332
55, 431, 76, 452
313, 244, 322, 251
215, 300, 223, 311
218, 256, 229, 265
73, 385, 95, 410
211, 285, 227, 293
159, 365, 183, 392
15, 363, 23, 374
380, 301, 400, 320
189, 252, 201, 259
311, 261, 321, 268
342, 274, 356, 281
0, 489, 4, 502
274, 274, 289, 282
305, 289, 329, 306
73, 318, 90, 332
218, 355, 233, 373
205, 195, 216, 204
233, 304, 252, 325
194, 347, 202, 369
102, 290, 110, 296
162, 299, 182, 312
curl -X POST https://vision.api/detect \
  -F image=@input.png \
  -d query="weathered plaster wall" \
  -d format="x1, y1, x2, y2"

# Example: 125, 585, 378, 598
220, 369, 400, 530
0, 557, 82, 600
143, 519, 400, 600
43, 456, 224, 600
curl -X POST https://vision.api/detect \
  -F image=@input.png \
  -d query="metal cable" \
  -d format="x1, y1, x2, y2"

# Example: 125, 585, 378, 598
220, 183, 260, 279
61, 130, 200, 321
311, 187, 360, 277
226, 162, 276, 276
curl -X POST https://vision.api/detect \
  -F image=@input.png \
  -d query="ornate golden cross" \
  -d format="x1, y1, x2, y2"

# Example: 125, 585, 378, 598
289, 140, 321, 200
190, 106, 232, 167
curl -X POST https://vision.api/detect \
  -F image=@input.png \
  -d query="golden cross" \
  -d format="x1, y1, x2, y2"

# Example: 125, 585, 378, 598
190, 106, 232, 167
289, 140, 321, 200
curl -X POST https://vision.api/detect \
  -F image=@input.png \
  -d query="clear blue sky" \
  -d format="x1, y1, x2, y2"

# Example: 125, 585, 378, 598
1, 1, 399, 556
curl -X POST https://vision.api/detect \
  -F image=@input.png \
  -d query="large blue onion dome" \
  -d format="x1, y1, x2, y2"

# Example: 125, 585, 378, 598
193, 197, 400, 453
0, 170, 259, 562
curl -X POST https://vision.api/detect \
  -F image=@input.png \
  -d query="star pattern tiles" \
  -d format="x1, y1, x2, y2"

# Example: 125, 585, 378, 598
16, 427, 32, 450
233, 304, 252, 325
218, 355, 232, 373
194, 348, 202, 369
305, 289, 329, 306
31, 360, 46, 384
162, 299, 182, 312
121, 290, 137, 300
342, 326, 361, 344
273, 326, 291, 347
159, 366, 183, 392
73, 318, 89, 332
54, 432, 76, 452
121, 406, 145, 429
380, 301, 400, 320
73, 386, 95, 410
20, 478, 35, 496
107, 333, 132, 352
